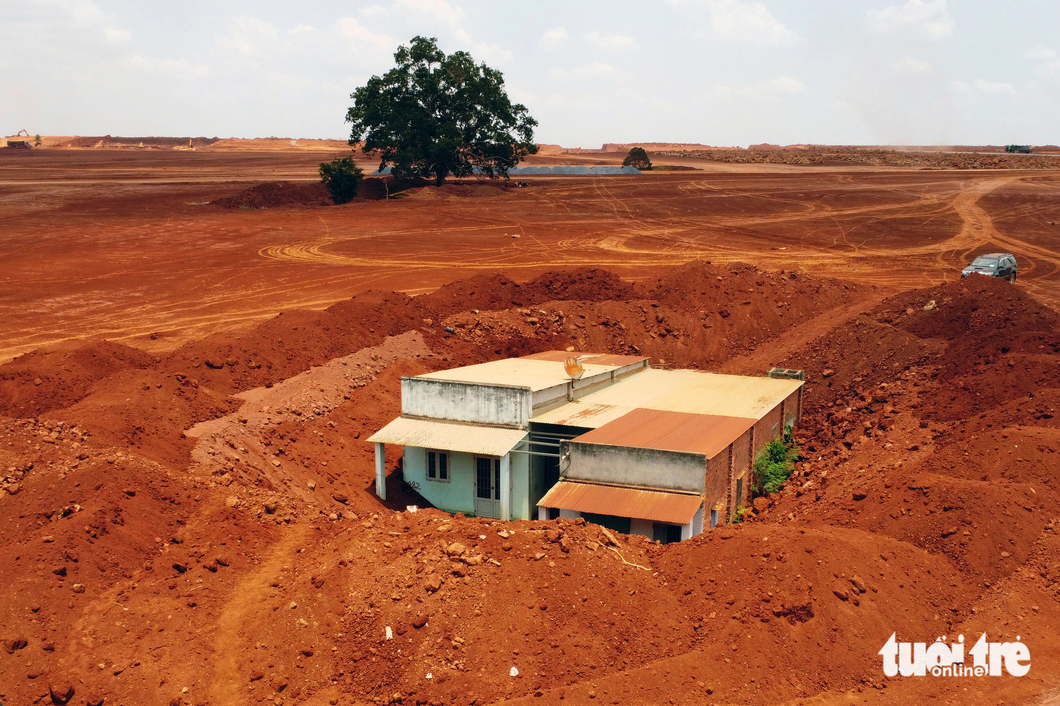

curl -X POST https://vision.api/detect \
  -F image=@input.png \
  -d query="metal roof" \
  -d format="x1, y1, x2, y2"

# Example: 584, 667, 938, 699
416, 356, 627, 392
368, 416, 527, 456
535, 368, 801, 423
531, 402, 634, 429
538, 480, 703, 525
571, 409, 755, 458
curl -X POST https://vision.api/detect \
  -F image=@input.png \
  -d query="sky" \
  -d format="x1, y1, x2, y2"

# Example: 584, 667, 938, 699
2, 0, 1058, 147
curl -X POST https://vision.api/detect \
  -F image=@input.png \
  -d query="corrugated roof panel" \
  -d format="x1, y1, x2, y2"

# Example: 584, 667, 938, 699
538, 481, 703, 525
530, 403, 635, 429
572, 409, 755, 458
548, 368, 801, 420
368, 416, 527, 456
417, 357, 619, 392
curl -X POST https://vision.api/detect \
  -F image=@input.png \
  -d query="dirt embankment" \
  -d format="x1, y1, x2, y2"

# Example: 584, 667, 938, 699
657, 146, 1060, 170
2, 266, 1060, 705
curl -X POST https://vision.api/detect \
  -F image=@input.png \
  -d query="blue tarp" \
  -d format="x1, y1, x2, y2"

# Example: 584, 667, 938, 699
370, 165, 641, 176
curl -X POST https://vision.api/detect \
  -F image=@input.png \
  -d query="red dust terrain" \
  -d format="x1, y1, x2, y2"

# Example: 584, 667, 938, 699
1, 145, 1060, 705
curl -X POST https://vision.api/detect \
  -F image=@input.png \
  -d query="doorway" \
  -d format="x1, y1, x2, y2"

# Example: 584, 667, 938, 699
474, 456, 501, 518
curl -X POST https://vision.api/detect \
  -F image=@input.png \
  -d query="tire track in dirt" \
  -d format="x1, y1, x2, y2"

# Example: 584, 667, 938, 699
208, 524, 310, 706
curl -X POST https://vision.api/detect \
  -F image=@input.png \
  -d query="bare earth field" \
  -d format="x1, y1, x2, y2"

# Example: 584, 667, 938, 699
3, 149, 1059, 363
2, 146, 1060, 706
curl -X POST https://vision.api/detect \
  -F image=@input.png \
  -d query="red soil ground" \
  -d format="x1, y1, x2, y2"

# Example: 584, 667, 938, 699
2, 148, 1060, 705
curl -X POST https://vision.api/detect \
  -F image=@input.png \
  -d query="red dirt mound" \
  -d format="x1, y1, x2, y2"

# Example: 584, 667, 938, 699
211, 181, 331, 209
0, 339, 154, 418
423, 269, 637, 316
890, 274, 1057, 342
4, 262, 1060, 705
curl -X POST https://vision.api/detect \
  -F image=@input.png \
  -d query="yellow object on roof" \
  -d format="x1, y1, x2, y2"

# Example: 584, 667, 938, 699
368, 416, 527, 456
533, 368, 800, 425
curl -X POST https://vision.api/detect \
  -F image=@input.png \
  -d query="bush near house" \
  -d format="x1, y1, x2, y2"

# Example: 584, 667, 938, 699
752, 428, 799, 495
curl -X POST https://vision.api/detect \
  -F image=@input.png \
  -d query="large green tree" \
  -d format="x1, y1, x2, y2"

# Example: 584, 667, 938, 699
622, 147, 652, 170
346, 36, 537, 186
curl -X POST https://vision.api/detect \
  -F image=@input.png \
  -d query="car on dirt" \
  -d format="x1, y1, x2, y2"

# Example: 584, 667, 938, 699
962, 253, 1018, 282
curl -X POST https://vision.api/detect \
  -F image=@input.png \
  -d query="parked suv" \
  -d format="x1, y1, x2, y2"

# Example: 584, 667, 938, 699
962, 253, 1018, 282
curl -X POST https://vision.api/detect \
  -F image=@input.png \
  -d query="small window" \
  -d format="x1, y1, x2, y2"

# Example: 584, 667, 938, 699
427, 450, 449, 482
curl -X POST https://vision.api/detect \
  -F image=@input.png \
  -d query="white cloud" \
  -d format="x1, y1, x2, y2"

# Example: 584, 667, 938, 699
869, 0, 954, 40
124, 54, 208, 78
950, 80, 970, 92
1024, 45, 1060, 81
1024, 46, 1056, 62
585, 32, 636, 51
398, 0, 463, 25
289, 25, 315, 36
337, 17, 393, 50
472, 42, 512, 63
894, 57, 934, 75
360, 5, 388, 17
974, 79, 1015, 95
765, 75, 806, 94
540, 26, 568, 49
715, 74, 806, 101
104, 26, 131, 43
219, 15, 278, 55
550, 62, 624, 81
672, 0, 796, 46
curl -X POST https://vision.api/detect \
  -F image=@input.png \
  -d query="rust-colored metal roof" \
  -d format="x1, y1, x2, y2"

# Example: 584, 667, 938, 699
572, 408, 755, 458
538, 480, 703, 525
520, 351, 648, 367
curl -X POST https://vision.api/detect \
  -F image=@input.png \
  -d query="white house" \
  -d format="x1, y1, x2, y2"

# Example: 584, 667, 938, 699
368, 351, 802, 541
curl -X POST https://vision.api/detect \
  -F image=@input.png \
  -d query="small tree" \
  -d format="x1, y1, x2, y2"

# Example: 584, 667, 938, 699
33, 134, 42, 147
752, 428, 800, 496
622, 147, 652, 170
319, 156, 364, 204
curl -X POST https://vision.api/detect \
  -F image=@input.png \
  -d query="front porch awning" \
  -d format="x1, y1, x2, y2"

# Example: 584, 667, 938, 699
538, 480, 703, 525
368, 416, 527, 457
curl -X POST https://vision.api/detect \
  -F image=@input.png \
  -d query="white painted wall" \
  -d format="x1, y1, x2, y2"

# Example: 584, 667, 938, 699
630, 518, 653, 539
563, 441, 706, 493
691, 505, 704, 538
402, 377, 530, 427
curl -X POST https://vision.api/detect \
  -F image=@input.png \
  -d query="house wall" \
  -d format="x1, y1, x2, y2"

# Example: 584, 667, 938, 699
753, 402, 785, 456
401, 377, 530, 427
691, 506, 704, 537
732, 428, 752, 481
404, 446, 531, 520
704, 451, 730, 516
510, 451, 531, 520
562, 441, 706, 493
630, 518, 654, 539
403, 446, 476, 514
782, 388, 801, 429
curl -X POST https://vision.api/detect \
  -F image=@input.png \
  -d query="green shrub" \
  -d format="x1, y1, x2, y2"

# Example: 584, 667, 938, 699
753, 427, 799, 495
319, 156, 364, 204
